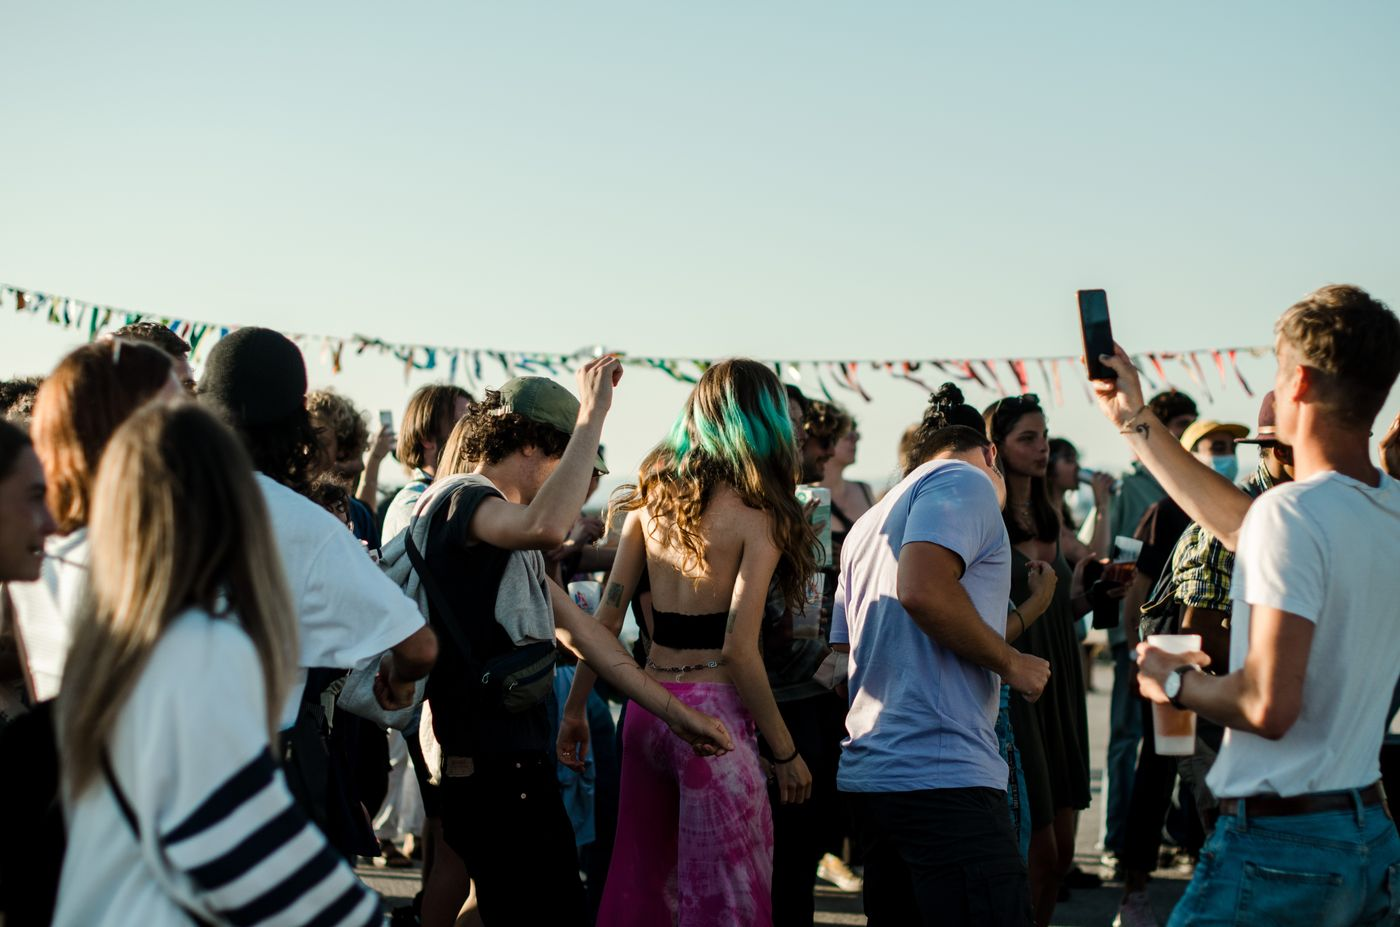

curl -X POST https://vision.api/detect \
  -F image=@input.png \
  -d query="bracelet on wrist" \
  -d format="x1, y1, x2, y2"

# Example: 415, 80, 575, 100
1119, 404, 1151, 435
771, 747, 800, 765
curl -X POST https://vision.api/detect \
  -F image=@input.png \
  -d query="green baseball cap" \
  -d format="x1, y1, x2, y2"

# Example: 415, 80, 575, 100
497, 376, 608, 474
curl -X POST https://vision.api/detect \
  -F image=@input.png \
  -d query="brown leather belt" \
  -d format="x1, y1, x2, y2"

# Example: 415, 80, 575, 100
1218, 783, 1390, 819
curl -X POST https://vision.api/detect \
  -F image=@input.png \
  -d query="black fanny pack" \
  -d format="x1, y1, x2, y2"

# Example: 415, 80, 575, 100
477, 639, 557, 713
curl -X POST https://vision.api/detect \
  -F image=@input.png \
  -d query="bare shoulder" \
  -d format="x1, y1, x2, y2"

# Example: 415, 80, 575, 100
710, 489, 782, 558
704, 486, 764, 527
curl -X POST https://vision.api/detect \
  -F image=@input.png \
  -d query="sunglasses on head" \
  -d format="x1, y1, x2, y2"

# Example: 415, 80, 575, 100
991, 393, 1041, 418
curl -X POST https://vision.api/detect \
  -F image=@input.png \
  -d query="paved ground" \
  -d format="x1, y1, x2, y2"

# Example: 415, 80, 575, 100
357, 658, 1192, 926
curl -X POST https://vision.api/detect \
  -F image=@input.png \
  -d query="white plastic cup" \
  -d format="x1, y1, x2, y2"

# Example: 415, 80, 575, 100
568, 580, 603, 614
1147, 634, 1202, 756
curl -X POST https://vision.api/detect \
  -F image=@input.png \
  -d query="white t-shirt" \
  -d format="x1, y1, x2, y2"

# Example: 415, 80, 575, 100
1207, 470, 1400, 799
8, 529, 91, 701
257, 474, 426, 728
55, 609, 379, 927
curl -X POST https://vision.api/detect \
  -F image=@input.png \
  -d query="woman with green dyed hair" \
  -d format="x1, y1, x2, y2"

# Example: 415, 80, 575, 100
559, 358, 818, 927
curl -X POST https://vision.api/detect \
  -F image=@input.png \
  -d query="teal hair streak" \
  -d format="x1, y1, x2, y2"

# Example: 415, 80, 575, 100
663, 378, 794, 473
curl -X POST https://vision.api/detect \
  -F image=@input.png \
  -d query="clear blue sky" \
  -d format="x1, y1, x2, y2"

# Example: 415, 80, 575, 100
4, 1, 1397, 488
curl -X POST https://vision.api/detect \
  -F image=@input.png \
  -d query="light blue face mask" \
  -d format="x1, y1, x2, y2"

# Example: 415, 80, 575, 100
1209, 455, 1240, 482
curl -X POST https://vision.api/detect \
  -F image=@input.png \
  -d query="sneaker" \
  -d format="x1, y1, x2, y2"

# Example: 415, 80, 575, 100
816, 853, 864, 893
379, 838, 414, 869
1112, 890, 1159, 927
1100, 852, 1125, 882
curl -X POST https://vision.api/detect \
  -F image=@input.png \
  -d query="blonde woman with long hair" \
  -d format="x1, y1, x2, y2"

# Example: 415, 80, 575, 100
558, 359, 818, 927
54, 403, 380, 927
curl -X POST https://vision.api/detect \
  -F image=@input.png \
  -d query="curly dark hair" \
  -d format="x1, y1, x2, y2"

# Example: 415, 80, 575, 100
1148, 390, 1198, 426
308, 478, 352, 523
446, 390, 570, 468
222, 407, 320, 497
1, 376, 43, 423
307, 389, 370, 460
112, 322, 191, 359
803, 400, 847, 449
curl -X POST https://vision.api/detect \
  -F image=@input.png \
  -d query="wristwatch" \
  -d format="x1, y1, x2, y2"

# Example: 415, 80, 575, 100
1165, 665, 1202, 710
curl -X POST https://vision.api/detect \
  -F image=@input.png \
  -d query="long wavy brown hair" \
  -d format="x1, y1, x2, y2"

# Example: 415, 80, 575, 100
612, 359, 817, 613
31, 340, 174, 535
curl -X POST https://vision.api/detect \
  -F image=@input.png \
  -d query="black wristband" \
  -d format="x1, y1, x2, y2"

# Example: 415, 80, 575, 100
772, 747, 800, 764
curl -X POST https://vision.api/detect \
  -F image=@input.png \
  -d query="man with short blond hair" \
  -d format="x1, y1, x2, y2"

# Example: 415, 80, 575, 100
1093, 284, 1400, 925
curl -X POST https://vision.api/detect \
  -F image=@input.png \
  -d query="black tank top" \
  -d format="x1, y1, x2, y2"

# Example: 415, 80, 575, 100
651, 608, 728, 649
645, 560, 728, 650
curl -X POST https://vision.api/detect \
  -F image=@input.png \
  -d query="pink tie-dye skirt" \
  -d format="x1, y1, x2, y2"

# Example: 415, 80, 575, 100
598, 682, 774, 927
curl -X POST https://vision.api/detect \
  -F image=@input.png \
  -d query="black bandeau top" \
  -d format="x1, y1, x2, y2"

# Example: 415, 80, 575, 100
651, 607, 728, 650
645, 560, 728, 650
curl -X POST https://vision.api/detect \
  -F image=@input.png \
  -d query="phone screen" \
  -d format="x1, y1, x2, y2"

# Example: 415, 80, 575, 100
1078, 289, 1117, 380
379, 410, 393, 429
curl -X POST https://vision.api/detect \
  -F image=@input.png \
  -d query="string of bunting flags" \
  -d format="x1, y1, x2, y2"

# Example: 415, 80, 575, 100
4, 281, 1271, 405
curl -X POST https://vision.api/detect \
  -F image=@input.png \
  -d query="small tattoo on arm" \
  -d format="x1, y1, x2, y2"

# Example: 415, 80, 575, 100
726, 610, 738, 633
604, 583, 624, 607
1121, 422, 1151, 440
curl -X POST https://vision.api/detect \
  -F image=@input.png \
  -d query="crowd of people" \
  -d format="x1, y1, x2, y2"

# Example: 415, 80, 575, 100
0, 284, 1397, 927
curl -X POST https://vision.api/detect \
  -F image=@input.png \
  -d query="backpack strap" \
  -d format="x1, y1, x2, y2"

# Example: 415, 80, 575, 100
1138, 534, 1187, 639
101, 749, 217, 927
404, 533, 486, 683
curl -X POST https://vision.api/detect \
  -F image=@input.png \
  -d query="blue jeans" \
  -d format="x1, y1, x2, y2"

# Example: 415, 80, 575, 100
1100, 641, 1142, 853
995, 685, 1031, 861
1168, 793, 1399, 926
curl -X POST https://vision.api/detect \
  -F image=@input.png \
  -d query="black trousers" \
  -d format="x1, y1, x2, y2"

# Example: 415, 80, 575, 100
766, 691, 848, 927
1123, 692, 1224, 872
1121, 694, 1179, 873
439, 754, 586, 926
845, 787, 1032, 927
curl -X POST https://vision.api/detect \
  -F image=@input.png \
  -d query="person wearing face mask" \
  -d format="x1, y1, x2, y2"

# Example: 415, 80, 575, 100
1179, 419, 1250, 484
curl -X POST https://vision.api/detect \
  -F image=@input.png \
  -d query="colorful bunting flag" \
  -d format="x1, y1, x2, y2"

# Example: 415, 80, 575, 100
3, 281, 1274, 407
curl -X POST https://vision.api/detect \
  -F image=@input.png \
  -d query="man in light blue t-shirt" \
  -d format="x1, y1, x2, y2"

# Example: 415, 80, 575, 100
832, 423, 1048, 927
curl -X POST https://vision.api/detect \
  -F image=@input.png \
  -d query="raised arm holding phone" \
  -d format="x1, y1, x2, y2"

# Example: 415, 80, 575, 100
1086, 285, 1400, 927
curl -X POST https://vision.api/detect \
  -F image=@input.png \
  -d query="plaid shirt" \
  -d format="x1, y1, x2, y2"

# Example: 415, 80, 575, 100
1169, 464, 1278, 611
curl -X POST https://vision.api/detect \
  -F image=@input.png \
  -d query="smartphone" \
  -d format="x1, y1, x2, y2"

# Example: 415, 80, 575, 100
1078, 289, 1117, 380
379, 409, 393, 430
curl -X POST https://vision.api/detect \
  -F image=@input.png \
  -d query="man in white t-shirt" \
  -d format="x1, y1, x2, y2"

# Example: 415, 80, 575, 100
198, 327, 437, 727
1091, 284, 1400, 926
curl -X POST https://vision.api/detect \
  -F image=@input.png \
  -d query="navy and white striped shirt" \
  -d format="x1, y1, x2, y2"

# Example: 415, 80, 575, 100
56, 609, 381, 927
